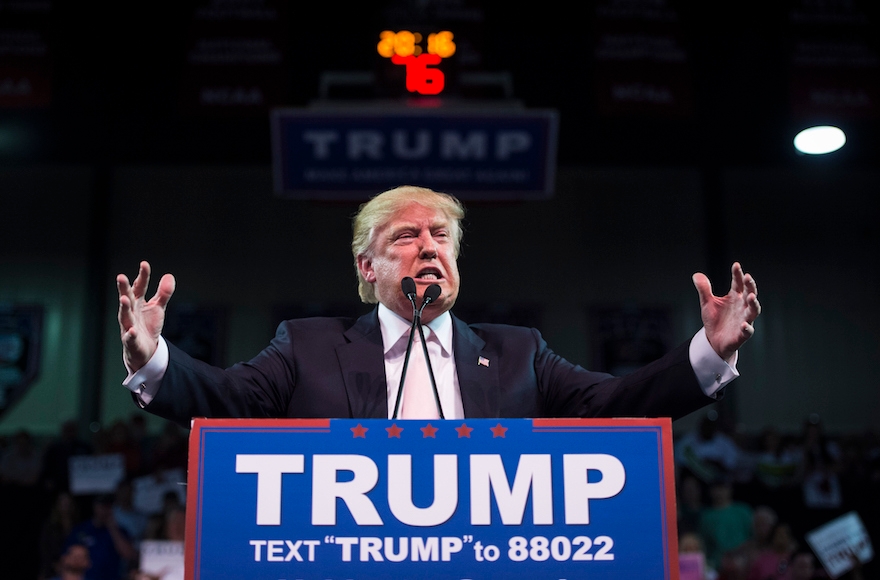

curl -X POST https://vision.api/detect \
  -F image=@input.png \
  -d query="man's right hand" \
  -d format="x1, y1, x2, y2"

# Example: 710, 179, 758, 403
117, 261, 176, 372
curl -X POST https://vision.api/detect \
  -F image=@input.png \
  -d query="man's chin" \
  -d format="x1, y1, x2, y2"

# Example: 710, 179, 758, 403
421, 296, 455, 322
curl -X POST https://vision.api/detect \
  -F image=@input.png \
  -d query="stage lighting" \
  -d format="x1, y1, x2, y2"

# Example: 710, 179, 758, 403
793, 125, 846, 155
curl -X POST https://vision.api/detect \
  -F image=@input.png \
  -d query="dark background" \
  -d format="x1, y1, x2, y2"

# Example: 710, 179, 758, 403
3, 0, 878, 166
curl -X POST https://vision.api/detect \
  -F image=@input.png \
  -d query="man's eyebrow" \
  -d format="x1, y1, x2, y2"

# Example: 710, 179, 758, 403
386, 223, 417, 237
387, 220, 450, 236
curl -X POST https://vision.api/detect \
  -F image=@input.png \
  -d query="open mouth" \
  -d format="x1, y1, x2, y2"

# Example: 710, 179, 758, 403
414, 268, 443, 281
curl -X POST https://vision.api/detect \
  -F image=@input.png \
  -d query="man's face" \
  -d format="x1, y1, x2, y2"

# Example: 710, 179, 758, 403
61, 545, 91, 573
789, 554, 815, 580
357, 203, 460, 322
92, 500, 113, 525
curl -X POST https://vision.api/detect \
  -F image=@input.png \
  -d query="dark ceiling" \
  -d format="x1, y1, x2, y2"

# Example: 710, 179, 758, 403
1, 0, 877, 168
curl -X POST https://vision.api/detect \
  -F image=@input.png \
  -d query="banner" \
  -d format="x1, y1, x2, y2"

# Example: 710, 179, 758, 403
592, 0, 693, 117
141, 540, 185, 580
68, 454, 125, 495
270, 108, 558, 200
179, 0, 288, 115
806, 511, 874, 579
133, 468, 188, 515
788, 1, 879, 120
186, 418, 679, 580
0, 1, 53, 108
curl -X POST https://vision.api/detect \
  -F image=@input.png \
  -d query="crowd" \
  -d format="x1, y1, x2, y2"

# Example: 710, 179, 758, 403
0, 412, 877, 579
0, 416, 188, 580
674, 413, 879, 580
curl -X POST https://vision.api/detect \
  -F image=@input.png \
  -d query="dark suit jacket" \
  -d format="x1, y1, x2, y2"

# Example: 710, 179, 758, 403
144, 309, 713, 428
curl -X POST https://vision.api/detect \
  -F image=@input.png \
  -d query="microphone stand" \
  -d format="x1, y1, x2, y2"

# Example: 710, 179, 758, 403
416, 284, 444, 419
391, 278, 420, 419
391, 279, 445, 419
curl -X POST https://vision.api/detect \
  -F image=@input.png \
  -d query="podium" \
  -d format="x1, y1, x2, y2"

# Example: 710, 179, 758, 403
185, 418, 680, 579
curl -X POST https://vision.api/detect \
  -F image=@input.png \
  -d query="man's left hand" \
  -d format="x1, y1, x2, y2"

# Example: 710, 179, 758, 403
693, 262, 761, 362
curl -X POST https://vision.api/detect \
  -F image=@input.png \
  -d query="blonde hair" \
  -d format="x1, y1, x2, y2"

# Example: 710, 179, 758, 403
352, 185, 464, 303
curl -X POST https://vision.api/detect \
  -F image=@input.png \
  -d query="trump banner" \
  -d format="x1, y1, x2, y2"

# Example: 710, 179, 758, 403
270, 108, 558, 200
186, 418, 679, 580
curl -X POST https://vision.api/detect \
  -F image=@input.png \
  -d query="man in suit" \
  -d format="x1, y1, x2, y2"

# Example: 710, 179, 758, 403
117, 186, 761, 427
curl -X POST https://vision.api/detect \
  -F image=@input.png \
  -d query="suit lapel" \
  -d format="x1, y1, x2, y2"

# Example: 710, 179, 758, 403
452, 315, 499, 418
334, 310, 500, 419
336, 309, 388, 418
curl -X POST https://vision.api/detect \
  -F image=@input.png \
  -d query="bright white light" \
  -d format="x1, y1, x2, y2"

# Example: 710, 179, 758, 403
793, 126, 846, 155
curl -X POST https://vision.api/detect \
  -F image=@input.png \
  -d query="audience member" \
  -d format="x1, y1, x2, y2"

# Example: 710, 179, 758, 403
148, 423, 187, 473
797, 420, 845, 534
41, 420, 93, 494
0, 428, 43, 485
746, 522, 797, 580
39, 492, 80, 580
736, 506, 779, 572
799, 419, 842, 475
126, 414, 153, 472
163, 505, 186, 542
104, 421, 144, 478
64, 495, 135, 580
678, 473, 706, 535
0, 428, 48, 578
144, 491, 186, 542
680, 531, 719, 580
48, 543, 92, 580
752, 429, 800, 488
717, 550, 751, 580
747, 428, 801, 518
801, 452, 843, 511
112, 480, 148, 549
786, 550, 822, 580
700, 476, 754, 570
676, 414, 746, 485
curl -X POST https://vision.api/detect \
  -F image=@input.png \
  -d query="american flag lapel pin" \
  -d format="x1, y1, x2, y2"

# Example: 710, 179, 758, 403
478, 356, 490, 367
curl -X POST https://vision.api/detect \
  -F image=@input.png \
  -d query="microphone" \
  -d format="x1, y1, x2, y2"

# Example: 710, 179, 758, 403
415, 284, 444, 419
419, 283, 442, 315
392, 277, 422, 419
401, 276, 417, 311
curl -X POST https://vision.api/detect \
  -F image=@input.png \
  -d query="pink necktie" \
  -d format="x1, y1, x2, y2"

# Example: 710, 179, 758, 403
401, 329, 440, 419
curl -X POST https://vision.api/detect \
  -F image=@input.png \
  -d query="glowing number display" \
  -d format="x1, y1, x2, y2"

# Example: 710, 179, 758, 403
427, 31, 455, 58
378, 30, 456, 95
377, 31, 396, 58
391, 54, 445, 95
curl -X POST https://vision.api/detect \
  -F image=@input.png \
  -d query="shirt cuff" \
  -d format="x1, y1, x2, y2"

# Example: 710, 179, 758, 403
122, 336, 169, 407
689, 327, 739, 399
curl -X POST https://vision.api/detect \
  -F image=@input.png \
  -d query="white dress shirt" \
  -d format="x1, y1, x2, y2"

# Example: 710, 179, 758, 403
378, 303, 464, 419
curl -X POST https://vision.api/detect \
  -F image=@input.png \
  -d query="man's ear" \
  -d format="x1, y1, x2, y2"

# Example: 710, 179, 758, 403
357, 254, 376, 283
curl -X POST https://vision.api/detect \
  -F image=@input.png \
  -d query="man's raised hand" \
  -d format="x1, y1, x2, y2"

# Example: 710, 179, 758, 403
693, 262, 761, 362
117, 261, 175, 372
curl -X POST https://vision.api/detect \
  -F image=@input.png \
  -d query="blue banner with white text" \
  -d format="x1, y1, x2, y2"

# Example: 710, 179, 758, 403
270, 108, 558, 200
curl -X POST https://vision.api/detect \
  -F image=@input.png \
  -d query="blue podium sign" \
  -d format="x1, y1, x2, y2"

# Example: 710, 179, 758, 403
185, 418, 680, 580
